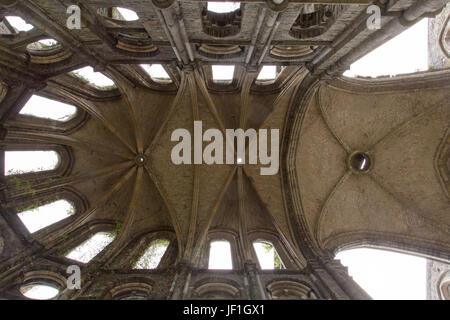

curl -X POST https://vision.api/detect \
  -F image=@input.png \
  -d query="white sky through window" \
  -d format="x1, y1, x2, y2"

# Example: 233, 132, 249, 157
70, 67, 116, 88
20, 95, 77, 121
134, 239, 170, 269
207, 2, 240, 13
344, 19, 429, 78
212, 65, 235, 81
116, 7, 139, 21
18, 200, 75, 233
6, 16, 34, 32
66, 232, 115, 263
5, 150, 59, 175
21, 284, 59, 300
141, 64, 171, 80
208, 240, 232, 269
336, 248, 427, 300
253, 241, 283, 270
257, 66, 277, 80
38, 38, 58, 46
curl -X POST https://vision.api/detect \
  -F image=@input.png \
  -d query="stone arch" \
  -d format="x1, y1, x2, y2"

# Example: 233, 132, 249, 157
18, 270, 66, 300
248, 230, 297, 270
437, 269, 450, 300
201, 2, 242, 38
112, 229, 177, 269
441, 281, 450, 300
108, 277, 153, 300
205, 229, 241, 270
2, 143, 73, 180
26, 40, 72, 66
7, 91, 89, 135
8, 187, 87, 239
289, 4, 344, 40
266, 280, 318, 300
191, 278, 243, 299
328, 232, 450, 263
53, 220, 117, 263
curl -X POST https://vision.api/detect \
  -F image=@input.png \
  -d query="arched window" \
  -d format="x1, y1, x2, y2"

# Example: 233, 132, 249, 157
20, 283, 59, 300
207, 2, 240, 13
253, 241, 285, 270
110, 282, 152, 300
140, 64, 172, 84
212, 65, 235, 84
289, 5, 343, 40
255, 66, 286, 85
18, 199, 75, 233
257, 66, 277, 81
4, 16, 34, 32
192, 282, 240, 299
69, 67, 116, 91
335, 247, 427, 299
208, 240, 233, 270
267, 281, 317, 300
344, 19, 429, 78
5, 150, 60, 176
133, 239, 170, 269
65, 232, 115, 263
202, 2, 242, 38
19, 95, 77, 122
97, 7, 139, 21
26, 38, 59, 51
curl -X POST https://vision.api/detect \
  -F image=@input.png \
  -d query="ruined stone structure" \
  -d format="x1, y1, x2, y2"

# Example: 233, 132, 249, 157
0, 0, 448, 300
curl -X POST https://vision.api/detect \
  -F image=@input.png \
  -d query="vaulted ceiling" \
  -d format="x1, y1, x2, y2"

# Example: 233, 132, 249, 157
0, 0, 449, 300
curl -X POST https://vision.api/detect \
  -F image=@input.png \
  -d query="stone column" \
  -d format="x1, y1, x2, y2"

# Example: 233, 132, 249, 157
244, 261, 266, 300
169, 262, 191, 299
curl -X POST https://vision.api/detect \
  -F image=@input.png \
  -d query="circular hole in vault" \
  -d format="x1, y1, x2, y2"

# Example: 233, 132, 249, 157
350, 152, 371, 172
